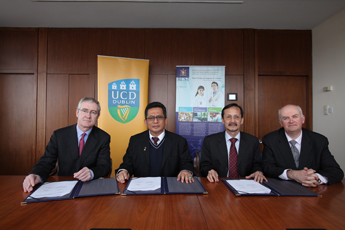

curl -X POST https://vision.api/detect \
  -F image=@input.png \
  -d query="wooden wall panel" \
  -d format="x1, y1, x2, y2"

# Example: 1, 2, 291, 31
0, 27, 313, 175
256, 30, 312, 75
68, 74, 96, 125
47, 29, 146, 74
0, 74, 36, 175
145, 29, 244, 75
0, 28, 38, 71
46, 74, 69, 145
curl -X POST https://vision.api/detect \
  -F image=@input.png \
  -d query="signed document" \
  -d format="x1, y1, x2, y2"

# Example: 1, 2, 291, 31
29, 181, 78, 198
226, 179, 271, 194
127, 177, 161, 191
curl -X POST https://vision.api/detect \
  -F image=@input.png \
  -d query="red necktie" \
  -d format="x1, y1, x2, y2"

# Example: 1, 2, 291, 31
79, 133, 86, 156
152, 137, 159, 145
229, 138, 238, 177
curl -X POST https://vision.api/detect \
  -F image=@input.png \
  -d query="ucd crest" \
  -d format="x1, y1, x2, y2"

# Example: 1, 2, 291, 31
108, 79, 140, 123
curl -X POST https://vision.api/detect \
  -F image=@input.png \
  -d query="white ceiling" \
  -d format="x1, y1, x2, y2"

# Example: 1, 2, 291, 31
1, 0, 345, 29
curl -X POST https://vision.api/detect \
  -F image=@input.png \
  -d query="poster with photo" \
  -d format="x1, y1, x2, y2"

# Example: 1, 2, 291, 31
176, 66, 225, 159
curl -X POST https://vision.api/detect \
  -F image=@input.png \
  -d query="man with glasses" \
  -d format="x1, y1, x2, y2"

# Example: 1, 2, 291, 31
116, 102, 194, 183
23, 97, 111, 192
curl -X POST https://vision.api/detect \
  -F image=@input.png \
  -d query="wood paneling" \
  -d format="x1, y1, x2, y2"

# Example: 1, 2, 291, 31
47, 29, 146, 74
0, 28, 38, 72
68, 74, 96, 125
46, 74, 69, 145
0, 74, 36, 175
256, 30, 312, 76
0, 27, 313, 175
145, 29, 244, 75
258, 75, 308, 141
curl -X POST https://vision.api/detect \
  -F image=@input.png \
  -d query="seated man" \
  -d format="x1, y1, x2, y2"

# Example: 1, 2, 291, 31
200, 103, 267, 183
23, 97, 112, 192
262, 104, 344, 187
116, 102, 194, 183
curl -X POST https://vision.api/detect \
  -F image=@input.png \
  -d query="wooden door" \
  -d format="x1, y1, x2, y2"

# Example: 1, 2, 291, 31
258, 75, 309, 142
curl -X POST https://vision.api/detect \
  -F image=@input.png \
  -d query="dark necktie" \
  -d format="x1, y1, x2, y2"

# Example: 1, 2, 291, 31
229, 138, 238, 177
290, 140, 300, 168
152, 137, 159, 146
79, 133, 86, 156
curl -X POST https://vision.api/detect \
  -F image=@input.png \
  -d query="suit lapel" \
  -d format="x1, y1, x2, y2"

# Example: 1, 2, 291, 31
161, 131, 172, 169
218, 132, 228, 164
237, 132, 248, 167
299, 129, 313, 168
142, 131, 150, 166
77, 127, 98, 168
277, 129, 298, 169
66, 125, 79, 162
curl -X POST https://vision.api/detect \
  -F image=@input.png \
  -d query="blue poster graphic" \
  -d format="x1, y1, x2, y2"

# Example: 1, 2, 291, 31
176, 66, 225, 159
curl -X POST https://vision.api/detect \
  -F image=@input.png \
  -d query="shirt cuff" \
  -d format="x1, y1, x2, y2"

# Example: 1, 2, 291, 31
90, 169, 94, 180
316, 173, 328, 184
279, 169, 291, 180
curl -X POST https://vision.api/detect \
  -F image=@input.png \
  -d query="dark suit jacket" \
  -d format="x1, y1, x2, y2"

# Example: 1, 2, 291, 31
30, 124, 111, 181
116, 130, 193, 177
262, 128, 344, 185
200, 131, 263, 177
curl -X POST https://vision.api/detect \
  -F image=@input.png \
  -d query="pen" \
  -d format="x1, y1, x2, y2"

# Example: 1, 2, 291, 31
28, 175, 37, 190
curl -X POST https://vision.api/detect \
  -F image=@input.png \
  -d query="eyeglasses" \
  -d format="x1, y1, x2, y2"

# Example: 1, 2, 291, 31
79, 108, 98, 117
146, 115, 165, 121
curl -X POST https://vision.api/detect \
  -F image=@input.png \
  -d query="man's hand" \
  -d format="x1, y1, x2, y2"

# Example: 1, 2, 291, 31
116, 170, 129, 183
287, 167, 319, 187
206, 169, 219, 183
245, 171, 268, 183
74, 167, 92, 182
23, 174, 41, 193
177, 170, 194, 184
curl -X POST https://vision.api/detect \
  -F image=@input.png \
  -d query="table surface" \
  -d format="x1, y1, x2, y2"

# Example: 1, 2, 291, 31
1, 176, 344, 230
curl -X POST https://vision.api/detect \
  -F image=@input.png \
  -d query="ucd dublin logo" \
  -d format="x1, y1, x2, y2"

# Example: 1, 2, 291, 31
108, 79, 140, 123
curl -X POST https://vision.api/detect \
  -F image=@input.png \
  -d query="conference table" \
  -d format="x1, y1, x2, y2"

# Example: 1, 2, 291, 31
1, 176, 344, 230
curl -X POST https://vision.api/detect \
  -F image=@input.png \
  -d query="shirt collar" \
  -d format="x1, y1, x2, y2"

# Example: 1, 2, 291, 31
225, 131, 241, 142
149, 129, 165, 143
76, 124, 92, 137
285, 130, 302, 145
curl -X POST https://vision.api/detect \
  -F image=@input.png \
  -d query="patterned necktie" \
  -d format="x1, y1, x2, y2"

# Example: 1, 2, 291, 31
152, 137, 159, 146
290, 140, 299, 168
79, 133, 86, 156
229, 138, 238, 177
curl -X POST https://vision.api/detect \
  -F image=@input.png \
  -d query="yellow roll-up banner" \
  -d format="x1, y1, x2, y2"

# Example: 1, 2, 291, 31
98, 56, 149, 176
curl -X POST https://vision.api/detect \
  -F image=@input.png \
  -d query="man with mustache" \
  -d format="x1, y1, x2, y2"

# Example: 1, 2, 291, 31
262, 104, 343, 187
200, 103, 267, 183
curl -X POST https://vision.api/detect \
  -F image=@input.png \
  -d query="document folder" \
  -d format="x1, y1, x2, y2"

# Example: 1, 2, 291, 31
222, 178, 320, 197
22, 178, 120, 204
122, 177, 207, 195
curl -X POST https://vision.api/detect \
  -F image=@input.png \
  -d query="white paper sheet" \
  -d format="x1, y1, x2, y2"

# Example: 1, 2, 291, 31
226, 179, 271, 194
29, 180, 78, 198
127, 177, 161, 191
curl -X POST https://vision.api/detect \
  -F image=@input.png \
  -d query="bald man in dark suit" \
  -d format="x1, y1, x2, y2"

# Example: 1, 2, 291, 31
262, 104, 343, 187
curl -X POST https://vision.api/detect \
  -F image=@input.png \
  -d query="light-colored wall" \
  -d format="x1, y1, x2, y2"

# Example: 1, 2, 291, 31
313, 8, 345, 173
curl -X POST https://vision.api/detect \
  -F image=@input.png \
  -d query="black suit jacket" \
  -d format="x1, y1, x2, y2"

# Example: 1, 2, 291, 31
30, 124, 111, 181
116, 130, 193, 177
262, 128, 344, 185
200, 131, 263, 177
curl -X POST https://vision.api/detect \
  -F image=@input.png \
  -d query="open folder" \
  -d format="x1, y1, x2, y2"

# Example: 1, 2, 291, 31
122, 177, 208, 195
22, 177, 120, 204
222, 178, 320, 197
